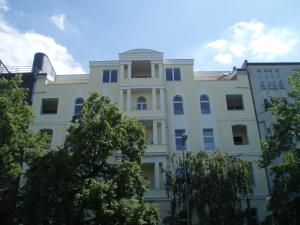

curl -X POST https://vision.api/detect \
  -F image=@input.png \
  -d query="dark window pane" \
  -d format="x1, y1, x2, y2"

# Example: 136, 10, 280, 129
173, 95, 182, 102
103, 70, 110, 83
174, 68, 181, 81
200, 102, 210, 114
174, 103, 183, 114
166, 69, 173, 81
75, 98, 84, 104
74, 105, 83, 119
175, 129, 186, 150
111, 70, 118, 82
233, 136, 243, 145
226, 95, 244, 110
41, 98, 58, 114
200, 95, 209, 101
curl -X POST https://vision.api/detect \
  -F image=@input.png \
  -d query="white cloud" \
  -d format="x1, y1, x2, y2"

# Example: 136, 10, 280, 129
214, 53, 232, 64
204, 20, 300, 65
0, 0, 9, 11
0, 17, 85, 74
205, 39, 228, 51
50, 14, 65, 31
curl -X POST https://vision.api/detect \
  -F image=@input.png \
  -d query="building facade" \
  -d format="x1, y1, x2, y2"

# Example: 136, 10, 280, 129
29, 49, 269, 223
242, 61, 300, 139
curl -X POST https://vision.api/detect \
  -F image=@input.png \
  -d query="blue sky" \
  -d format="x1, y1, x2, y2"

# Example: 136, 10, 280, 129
1, 0, 300, 74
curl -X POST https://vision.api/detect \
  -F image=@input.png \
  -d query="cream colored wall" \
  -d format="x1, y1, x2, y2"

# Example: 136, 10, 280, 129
30, 51, 269, 223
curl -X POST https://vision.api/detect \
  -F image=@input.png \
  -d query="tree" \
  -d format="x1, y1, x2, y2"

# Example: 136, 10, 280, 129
164, 151, 251, 225
18, 93, 158, 225
259, 71, 300, 225
0, 76, 46, 224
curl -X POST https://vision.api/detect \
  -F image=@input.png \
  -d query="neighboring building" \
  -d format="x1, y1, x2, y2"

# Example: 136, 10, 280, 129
242, 61, 300, 139
29, 49, 269, 223
0, 53, 55, 224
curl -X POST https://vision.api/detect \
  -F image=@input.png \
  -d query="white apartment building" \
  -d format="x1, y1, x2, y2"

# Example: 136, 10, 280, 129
30, 49, 269, 223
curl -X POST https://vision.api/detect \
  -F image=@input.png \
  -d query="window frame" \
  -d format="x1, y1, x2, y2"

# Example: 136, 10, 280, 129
102, 69, 118, 83
175, 129, 186, 150
137, 96, 147, 110
200, 95, 211, 114
74, 98, 84, 119
232, 124, 249, 145
226, 94, 244, 111
173, 95, 184, 115
41, 98, 59, 115
203, 128, 215, 150
165, 68, 181, 81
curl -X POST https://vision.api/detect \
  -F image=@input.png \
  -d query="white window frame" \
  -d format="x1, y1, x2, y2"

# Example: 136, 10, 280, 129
203, 128, 215, 150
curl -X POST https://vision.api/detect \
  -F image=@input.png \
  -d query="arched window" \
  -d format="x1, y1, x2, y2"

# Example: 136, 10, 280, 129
200, 95, 211, 114
232, 125, 248, 145
173, 95, 184, 115
74, 98, 84, 119
137, 96, 147, 110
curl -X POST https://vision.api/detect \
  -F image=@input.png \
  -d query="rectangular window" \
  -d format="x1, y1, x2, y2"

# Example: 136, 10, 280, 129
174, 102, 184, 115
111, 70, 118, 82
166, 68, 181, 81
248, 208, 258, 224
258, 70, 265, 90
203, 129, 215, 150
40, 129, 53, 148
174, 68, 181, 81
264, 98, 271, 111
103, 70, 110, 83
232, 125, 249, 145
102, 70, 118, 83
175, 129, 186, 150
249, 163, 256, 187
41, 98, 59, 114
226, 95, 244, 110
166, 69, 173, 81
275, 70, 284, 89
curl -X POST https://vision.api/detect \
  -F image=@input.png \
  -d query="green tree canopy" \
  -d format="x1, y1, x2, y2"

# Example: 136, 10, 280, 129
259, 71, 300, 225
18, 93, 158, 225
164, 151, 251, 225
0, 76, 46, 224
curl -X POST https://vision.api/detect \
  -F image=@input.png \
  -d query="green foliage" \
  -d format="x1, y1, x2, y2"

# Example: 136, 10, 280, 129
0, 76, 46, 224
0, 76, 46, 182
18, 93, 158, 225
164, 151, 251, 225
259, 71, 300, 225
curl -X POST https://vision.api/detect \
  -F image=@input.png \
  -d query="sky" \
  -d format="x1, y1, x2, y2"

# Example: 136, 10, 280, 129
1, 0, 300, 74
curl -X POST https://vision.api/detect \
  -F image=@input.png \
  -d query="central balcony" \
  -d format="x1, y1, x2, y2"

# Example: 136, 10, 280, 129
119, 88, 166, 118
119, 60, 163, 87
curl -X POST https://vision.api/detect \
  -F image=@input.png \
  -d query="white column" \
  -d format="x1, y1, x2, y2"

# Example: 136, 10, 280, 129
152, 88, 157, 111
154, 161, 160, 189
126, 89, 131, 111
120, 64, 124, 79
160, 88, 165, 112
128, 63, 132, 79
158, 63, 163, 78
153, 120, 158, 145
119, 89, 123, 111
151, 63, 155, 78
161, 120, 166, 144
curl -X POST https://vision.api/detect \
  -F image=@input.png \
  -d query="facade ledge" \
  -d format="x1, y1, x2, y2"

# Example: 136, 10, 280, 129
123, 110, 166, 119
119, 77, 164, 87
